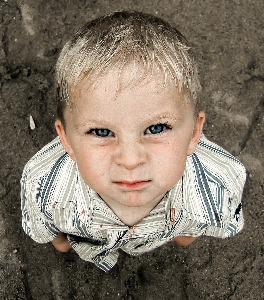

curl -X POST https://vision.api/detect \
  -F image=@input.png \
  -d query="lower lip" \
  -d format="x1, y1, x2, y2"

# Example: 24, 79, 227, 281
114, 181, 150, 189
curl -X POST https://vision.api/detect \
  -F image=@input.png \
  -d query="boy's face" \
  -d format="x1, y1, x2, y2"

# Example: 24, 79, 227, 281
56, 67, 204, 213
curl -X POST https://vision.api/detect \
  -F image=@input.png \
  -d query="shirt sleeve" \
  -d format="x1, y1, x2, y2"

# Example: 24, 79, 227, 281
204, 167, 246, 238
178, 157, 246, 239
21, 166, 60, 243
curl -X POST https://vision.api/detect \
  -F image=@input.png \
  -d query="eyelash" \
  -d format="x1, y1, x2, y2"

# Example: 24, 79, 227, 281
86, 123, 172, 138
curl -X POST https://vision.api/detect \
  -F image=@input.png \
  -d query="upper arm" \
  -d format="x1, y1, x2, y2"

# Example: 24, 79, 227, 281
21, 170, 60, 243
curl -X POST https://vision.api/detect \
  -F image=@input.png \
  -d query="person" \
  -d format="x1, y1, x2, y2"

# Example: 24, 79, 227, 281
21, 11, 246, 272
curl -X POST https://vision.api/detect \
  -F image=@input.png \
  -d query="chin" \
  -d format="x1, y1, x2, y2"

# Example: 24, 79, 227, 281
119, 198, 149, 208
120, 191, 164, 208
114, 192, 148, 207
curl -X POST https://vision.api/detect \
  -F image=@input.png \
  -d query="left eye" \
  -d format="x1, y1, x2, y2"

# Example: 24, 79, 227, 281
87, 128, 114, 137
145, 123, 171, 134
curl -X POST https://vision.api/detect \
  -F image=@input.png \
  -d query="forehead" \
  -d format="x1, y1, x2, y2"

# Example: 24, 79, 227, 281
70, 63, 190, 108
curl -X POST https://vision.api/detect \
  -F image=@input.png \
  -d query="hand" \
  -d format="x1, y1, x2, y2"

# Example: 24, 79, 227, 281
171, 236, 197, 246
52, 232, 72, 252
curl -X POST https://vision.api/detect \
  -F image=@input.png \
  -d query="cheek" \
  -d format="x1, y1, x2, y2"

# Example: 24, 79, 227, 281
161, 152, 187, 173
152, 141, 188, 179
74, 146, 111, 182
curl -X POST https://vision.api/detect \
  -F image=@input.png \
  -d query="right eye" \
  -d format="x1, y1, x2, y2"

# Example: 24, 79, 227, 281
86, 128, 114, 137
144, 123, 172, 135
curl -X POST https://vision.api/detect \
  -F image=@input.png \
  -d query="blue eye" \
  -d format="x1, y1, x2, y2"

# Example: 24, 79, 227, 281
87, 128, 114, 137
145, 123, 171, 134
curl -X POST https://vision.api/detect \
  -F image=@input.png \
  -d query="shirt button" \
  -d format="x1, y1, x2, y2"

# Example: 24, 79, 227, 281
129, 225, 135, 237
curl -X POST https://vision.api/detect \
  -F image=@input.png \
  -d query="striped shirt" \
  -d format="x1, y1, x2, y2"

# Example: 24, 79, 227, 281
21, 134, 246, 272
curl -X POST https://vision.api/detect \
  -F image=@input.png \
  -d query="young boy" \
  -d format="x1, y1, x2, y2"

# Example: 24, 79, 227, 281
21, 11, 246, 272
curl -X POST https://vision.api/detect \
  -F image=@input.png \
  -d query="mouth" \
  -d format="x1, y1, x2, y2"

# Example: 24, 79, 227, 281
113, 180, 151, 189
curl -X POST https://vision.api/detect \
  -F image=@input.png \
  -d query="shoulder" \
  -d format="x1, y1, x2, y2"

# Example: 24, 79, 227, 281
192, 134, 246, 192
21, 137, 96, 209
21, 137, 79, 211
21, 137, 69, 182
176, 135, 246, 236
20, 137, 97, 241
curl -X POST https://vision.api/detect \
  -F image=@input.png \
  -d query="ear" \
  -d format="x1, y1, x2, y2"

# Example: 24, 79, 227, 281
187, 111, 205, 155
55, 119, 76, 161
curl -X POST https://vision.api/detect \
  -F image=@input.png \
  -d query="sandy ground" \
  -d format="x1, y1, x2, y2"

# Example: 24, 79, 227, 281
0, 0, 264, 299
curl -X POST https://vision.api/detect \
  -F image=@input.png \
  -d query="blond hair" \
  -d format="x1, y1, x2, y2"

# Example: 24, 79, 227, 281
56, 11, 201, 124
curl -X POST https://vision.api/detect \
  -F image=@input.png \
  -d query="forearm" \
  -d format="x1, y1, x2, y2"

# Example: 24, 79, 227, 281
52, 232, 72, 252
172, 236, 197, 246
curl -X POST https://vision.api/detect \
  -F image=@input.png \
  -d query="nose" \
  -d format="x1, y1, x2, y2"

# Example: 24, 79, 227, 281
114, 140, 147, 170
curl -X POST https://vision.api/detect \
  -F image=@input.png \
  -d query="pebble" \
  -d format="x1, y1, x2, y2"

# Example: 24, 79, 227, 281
29, 115, 36, 130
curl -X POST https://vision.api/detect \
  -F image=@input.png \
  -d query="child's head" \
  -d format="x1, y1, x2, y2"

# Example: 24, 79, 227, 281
56, 11, 202, 126
55, 11, 205, 213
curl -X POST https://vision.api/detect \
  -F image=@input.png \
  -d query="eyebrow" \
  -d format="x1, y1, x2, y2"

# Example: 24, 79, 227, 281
75, 112, 182, 129
75, 119, 106, 129
74, 118, 114, 129
151, 113, 182, 122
